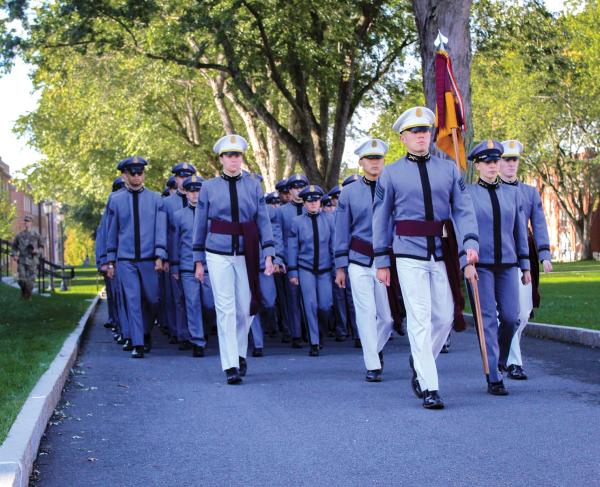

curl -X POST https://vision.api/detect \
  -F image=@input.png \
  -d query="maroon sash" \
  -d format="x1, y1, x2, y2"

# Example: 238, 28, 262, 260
210, 219, 262, 316
528, 231, 541, 308
349, 237, 406, 331
395, 219, 467, 332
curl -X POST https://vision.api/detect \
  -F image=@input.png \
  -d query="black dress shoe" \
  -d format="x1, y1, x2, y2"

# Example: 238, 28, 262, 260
225, 367, 242, 385
309, 345, 320, 357
487, 380, 509, 396
143, 334, 152, 353
440, 344, 449, 354
335, 335, 346, 342
354, 338, 362, 349
281, 334, 292, 344
365, 369, 382, 382
178, 340, 192, 351
103, 321, 113, 328
378, 351, 384, 371
131, 346, 144, 359
507, 365, 528, 380
239, 357, 247, 377
252, 348, 263, 357
423, 390, 444, 409
122, 339, 133, 351
116, 334, 127, 345
409, 356, 423, 399
192, 345, 205, 357
292, 338, 303, 349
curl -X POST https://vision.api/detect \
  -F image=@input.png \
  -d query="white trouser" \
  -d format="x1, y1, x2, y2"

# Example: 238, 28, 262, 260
507, 269, 533, 367
396, 257, 454, 392
348, 263, 393, 370
206, 252, 252, 371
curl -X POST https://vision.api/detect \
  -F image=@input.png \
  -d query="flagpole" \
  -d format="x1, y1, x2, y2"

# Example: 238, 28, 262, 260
436, 31, 489, 377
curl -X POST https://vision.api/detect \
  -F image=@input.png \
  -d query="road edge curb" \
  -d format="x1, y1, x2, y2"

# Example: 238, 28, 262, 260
0, 291, 102, 487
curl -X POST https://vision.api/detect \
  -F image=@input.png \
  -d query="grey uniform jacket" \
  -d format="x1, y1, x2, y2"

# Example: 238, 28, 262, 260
334, 176, 381, 268
502, 180, 552, 262
372, 154, 479, 268
163, 191, 188, 263
467, 180, 530, 270
287, 212, 335, 279
192, 172, 275, 263
106, 187, 167, 262
171, 205, 196, 273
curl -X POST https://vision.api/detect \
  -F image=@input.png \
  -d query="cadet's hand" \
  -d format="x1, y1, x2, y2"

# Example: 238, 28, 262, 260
264, 256, 274, 276
163, 261, 170, 273
106, 265, 115, 280
155, 258, 164, 272
289, 277, 299, 286
195, 261, 205, 283
280, 263, 287, 274
335, 268, 346, 289
173, 272, 179, 281
100, 264, 108, 273
464, 264, 478, 282
376, 268, 390, 287
466, 249, 479, 265
273, 264, 281, 274
543, 260, 553, 273
521, 270, 532, 285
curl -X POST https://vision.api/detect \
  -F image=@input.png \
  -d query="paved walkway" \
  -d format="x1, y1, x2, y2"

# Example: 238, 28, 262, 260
32, 301, 600, 486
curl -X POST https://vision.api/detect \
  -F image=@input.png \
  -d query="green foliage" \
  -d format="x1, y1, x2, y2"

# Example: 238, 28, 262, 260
64, 225, 94, 266
0, 186, 16, 239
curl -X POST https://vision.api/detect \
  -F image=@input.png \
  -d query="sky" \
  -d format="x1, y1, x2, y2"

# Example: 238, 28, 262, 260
0, 0, 568, 176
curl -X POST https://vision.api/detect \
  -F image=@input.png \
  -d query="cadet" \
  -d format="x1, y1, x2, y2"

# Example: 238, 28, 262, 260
287, 185, 335, 356
372, 106, 479, 409
335, 139, 394, 382
276, 179, 292, 204
106, 156, 167, 358
330, 179, 360, 345
499, 140, 552, 380
467, 140, 530, 395
11, 216, 43, 299
321, 195, 334, 212
166, 176, 177, 195
278, 173, 310, 348
164, 162, 197, 351
265, 192, 281, 206
171, 175, 206, 357
193, 135, 275, 385
248, 174, 284, 355
95, 176, 125, 332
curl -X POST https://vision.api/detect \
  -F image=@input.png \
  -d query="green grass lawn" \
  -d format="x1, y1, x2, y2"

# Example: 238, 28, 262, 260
0, 267, 100, 443
464, 260, 600, 330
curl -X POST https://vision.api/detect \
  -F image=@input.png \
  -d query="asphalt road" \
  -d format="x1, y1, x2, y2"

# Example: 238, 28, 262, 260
32, 301, 600, 487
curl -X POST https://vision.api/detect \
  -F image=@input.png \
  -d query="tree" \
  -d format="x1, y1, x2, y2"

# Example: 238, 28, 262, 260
471, 0, 600, 259
1, 0, 416, 188
0, 186, 16, 239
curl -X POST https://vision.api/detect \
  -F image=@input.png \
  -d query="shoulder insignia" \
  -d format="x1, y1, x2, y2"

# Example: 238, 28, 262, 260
337, 201, 346, 211
458, 177, 466, 192
198, 201, 205, 209
375, 183, 385, 200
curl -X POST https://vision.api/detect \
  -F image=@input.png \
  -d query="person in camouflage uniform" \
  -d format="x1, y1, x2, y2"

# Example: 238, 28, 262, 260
11, 216, 43, 300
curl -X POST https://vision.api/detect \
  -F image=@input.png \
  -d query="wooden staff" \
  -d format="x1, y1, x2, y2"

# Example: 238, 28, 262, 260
451, 126, 489, 376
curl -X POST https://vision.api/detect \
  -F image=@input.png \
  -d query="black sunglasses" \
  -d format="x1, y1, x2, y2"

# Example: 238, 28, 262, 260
127, 168, 145, 175
221, 151, 242, 157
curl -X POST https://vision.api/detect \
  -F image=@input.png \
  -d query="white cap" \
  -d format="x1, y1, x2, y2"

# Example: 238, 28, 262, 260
392, 106, 435, 133
354, 138, 389, 158
501, 140, 524, 158
213, 134, 249, 155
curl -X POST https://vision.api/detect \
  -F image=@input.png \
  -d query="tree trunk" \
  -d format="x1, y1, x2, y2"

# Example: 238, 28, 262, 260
412, 0, 474, 151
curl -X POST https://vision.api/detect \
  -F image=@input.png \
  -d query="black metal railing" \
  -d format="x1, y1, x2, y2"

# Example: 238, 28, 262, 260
0, 237, 76, 291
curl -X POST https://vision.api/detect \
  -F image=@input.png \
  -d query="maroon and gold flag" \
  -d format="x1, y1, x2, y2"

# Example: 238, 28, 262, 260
434, 49, 467, 171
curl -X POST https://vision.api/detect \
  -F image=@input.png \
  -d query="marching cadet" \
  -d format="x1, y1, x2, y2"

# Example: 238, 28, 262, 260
11, 216, 43, 300
373, 106, 479, 410
193, 134, 275, 385
466, 140, 530, 395
248, 175, 285, 355
335, 139, 394, 382
321, 195, 334, 212
106, 156, 167, 358
287, 185, 335, 356
164, 162, 197, 351
276, 179, 292, 204
166, 176, 177, 195
279, 173, 310, 348
499, 140, 552, 380
265, 192, 281, 207
330, 180, 360, 345
171, 175, 206, 357
95, 176, 125, 332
